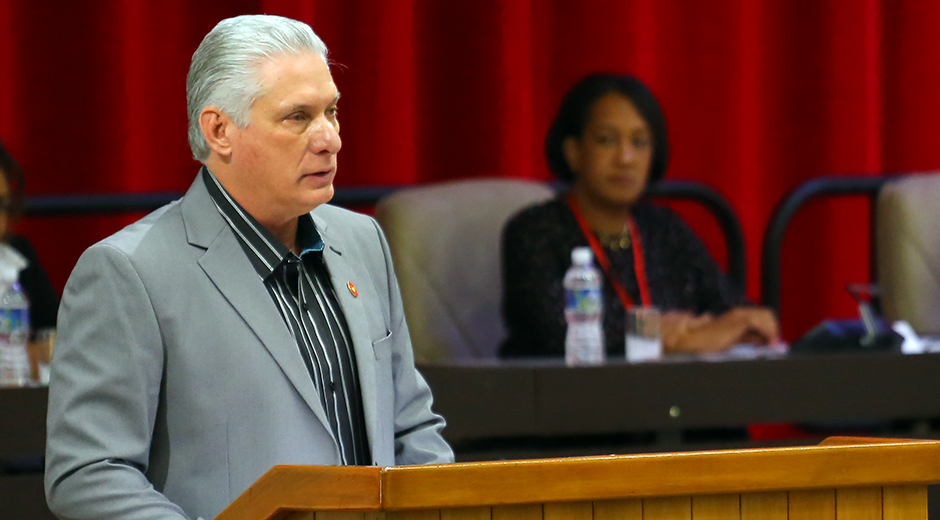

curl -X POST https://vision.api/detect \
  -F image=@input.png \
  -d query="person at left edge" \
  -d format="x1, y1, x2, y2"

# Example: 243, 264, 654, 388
45, 14, 454, 520
0, 139, 59, 332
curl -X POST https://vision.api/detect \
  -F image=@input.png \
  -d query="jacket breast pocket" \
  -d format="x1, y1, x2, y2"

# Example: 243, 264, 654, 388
373, 330, 393, 360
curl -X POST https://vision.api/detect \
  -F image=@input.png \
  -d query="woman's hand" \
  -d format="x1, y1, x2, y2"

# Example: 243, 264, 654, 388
724, 306, 779, 345
661, 306, 779, 354
661, 311, 710, 351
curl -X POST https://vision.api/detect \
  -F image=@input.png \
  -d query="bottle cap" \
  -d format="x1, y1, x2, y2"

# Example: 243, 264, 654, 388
571, 246, 593, 265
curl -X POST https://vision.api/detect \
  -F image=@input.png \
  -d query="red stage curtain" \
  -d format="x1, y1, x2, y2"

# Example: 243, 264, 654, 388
2, 0, 940, 340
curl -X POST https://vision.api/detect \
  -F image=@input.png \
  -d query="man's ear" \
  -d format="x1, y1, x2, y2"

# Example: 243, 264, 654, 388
562, 137, 582, 174
199, 107, 235, 157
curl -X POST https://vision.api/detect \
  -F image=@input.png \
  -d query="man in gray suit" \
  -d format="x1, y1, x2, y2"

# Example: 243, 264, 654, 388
45, 14, 454, 520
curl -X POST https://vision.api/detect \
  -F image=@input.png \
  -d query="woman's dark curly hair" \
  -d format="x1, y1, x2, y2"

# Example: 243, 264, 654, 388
545, 73, 669, 186
0, 139, 26, 227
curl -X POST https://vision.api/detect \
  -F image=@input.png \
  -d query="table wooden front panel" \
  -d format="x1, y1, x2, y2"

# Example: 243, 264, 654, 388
287, 486, 925, 520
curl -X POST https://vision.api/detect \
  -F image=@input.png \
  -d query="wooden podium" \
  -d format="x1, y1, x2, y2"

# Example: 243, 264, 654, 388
215, 437, 940, 520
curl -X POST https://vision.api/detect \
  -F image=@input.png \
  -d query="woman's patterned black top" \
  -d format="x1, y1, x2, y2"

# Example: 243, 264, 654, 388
499, 195, 743, 358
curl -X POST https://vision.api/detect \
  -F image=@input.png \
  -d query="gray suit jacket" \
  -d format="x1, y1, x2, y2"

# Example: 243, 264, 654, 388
45, 176, 454, 520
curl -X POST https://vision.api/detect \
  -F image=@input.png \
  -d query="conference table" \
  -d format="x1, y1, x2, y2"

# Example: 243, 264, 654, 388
418, 348, 940, 458
5, 348, 940, 460
4, 349, 940, 518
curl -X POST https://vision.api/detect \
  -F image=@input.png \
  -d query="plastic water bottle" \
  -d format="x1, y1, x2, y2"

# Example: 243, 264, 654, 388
564, 247, 604, 366
0, 282, 30, 387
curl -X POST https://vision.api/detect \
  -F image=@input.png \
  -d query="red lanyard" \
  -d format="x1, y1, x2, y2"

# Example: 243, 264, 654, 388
567, 193, 652, 310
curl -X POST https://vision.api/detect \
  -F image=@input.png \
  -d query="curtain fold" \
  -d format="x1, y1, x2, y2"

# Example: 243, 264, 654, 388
1, 0, 937, 340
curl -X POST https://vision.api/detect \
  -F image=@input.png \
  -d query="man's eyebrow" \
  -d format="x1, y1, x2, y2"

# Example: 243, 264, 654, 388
282, 103, 311, 114
283, 93, 340, 113
284, 99, 339, 113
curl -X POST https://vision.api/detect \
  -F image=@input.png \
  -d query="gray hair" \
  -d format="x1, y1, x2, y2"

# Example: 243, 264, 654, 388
186, 15, 329, 162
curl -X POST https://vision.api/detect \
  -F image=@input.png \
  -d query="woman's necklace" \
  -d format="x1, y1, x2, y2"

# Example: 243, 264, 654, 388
596, 221, 631, 251
568, 193, 652, 309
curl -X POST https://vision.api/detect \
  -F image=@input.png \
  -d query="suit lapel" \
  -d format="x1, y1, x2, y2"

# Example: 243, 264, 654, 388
180, 177, 334, 436
315, 215, 382, 462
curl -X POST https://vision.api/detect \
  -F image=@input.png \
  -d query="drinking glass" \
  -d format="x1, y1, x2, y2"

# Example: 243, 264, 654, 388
626, 307, 662, 363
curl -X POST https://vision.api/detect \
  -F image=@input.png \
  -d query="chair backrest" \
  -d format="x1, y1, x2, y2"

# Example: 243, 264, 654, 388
374, 178, 555, 363
876, 172, 940, 335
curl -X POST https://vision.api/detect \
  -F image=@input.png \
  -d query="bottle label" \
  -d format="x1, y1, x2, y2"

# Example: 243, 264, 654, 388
565, 288, 602, 314
0, 308, 27, 331
0, 307, 30, 386
0, 308, 29, 342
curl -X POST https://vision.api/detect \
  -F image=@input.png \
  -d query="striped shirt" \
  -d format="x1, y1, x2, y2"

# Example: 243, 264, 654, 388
202, 167, 371, 465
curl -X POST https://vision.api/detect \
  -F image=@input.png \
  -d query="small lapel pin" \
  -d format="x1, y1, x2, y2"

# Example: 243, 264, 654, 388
347, 281, 358, 297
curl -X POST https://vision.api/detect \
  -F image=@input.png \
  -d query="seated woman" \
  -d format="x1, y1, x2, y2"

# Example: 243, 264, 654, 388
500, 74, 778, 358
0, 139, 59, 331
